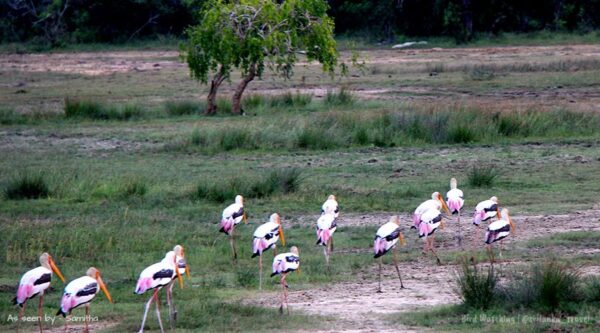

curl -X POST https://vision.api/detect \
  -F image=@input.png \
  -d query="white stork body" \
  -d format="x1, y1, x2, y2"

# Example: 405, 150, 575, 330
14, 253, 64, 333
418, 208, 444, 265
316, 213, 337, 246
136, 251, 181, 333
446, 178, 465, 247
473, 196, 499, 226
57, 267, 112, 333
373, 216, 406, 292
252, 213, 285, 290
220, 195, 246, 261
485, 208, 516, 262
321, 195, 339, 218
271, 247, 300, 314
413, 192, 449, 229
164, 245, 189, 330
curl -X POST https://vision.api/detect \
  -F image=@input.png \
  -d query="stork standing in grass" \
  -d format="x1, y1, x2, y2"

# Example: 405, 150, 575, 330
165, 245, 190, 330
220, 195, 247, 261
321, 194, 339, 218
485, 208, 516, 263
252, 213, 285, 290
271, 246, 300, 315
446, 178, 465, 246
135, 251, 183, 333
373, 216, 406, 292
418, 208, 446, 265
316, 210, 337, 268
13, 253, 65, 333
57, 267, 112, 333
413, 192, 450, 230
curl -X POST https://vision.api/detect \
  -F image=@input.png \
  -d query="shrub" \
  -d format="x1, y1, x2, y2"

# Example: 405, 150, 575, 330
64, 98, 142, 120
455, 260, 499, 310
467, 165, 498, 187
533, 261, 582, 314
120, 179, 148, 198
583, 276, 600, 304
447, 125, 476, 143
165, 100, 203, 116
324, 87, 354, 107
4, 172, 50, 200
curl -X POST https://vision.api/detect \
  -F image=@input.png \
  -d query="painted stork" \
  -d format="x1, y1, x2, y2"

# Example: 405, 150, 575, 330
13, 253, 65, 333
485, 208, 516, 262
252, 213, 285, 290
165, 245, 190, 329
473, 196, 500, 242
135, 251, 183, 333
413, 192, 450, 230
219, 195, 247, 260
57, 267, 112, 333
418, 208, 445, 265
321, 194, 339, 218
373, 216, 406, 292
316, 212, 336, 268
446, 178, 465, 246
271, 246, 300, 315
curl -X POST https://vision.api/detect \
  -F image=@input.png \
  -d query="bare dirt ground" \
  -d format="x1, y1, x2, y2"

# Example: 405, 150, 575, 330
250, 208, 600, 332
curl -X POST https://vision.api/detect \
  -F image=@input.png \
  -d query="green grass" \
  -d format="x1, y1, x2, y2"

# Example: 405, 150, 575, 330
4, 172, 50, 200
467, 165, 499, 188
64, 98, 143, 120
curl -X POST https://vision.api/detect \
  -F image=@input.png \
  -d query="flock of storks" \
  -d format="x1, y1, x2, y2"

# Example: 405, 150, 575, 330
12, 177, 515, 332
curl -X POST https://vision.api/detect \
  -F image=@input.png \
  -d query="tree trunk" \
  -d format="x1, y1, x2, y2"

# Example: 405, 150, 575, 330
231, 65, 257, 115
206, 69, 225, 116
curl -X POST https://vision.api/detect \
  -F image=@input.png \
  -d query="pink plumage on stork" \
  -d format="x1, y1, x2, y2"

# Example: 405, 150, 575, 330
316, 212, 336, 269
321, 194, 339, 218
164, 245, 190, 330
417, 208, 445, 265
13, 253, 65, 333
271, 246, 300, 315
219, 195, 247, 261
252, 213, 285, 290
56, 267, 113, 333
446, 178, 465, 246
373, 216, 406, 292
485, 208, 516, 263
413, 192, 450, 230
135, 251, 183, 333
473, 196, 500, 243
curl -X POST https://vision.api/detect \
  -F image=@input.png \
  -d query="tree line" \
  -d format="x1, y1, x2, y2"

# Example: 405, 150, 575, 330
2, 0, 599, 46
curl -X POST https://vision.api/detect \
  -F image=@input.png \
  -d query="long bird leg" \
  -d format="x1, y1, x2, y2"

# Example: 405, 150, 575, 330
259, 254, 263, 290
392, 246, 405, 289
155, 290, 165, 333
282, 274, 290, 315
429, 238, 442, 265
166, 282, 175, 330
230, 227, 237, 262
18, 301, 25, 333
38, 293, 44, 333
377, 257, 383, 293
63, 314, 67, 333
279, 274, 285, 315
457, 210, 463, 249
138, 289, 158, 333
323, 246, 330, 271
84, 303, 89, 333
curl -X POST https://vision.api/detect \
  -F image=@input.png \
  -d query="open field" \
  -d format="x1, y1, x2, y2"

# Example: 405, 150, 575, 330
1, 41, 600, 332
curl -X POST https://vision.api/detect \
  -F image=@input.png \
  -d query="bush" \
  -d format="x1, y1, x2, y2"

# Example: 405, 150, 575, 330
120, 179, 148, 198
64, 98, 142, 120
324, 87, 354, 107
583, 276, 600, 304
455, 260, 499, 310
165, 100, 203, 116
4, 173, 50, 200
447, 125, 476, 143
467, 165, 498, 187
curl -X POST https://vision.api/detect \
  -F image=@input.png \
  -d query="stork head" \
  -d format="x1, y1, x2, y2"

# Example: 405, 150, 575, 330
501, 208, 516, 234
431, 192, 441, 200
270, 213, 285, 246
87, 267, 112, 304
290, 246, 299, 256
435, 192, 450, 214
173, 244, 191, 278
450, 178, 458, 189
40, 253, 65, 283
328, 194, 336, 201
389, 215, 400, 226
235, 195, 244, 205
490, 196, 498, 203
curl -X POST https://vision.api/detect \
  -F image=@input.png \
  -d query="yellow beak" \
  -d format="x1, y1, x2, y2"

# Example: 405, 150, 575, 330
174, 258, 183, 289
50, 258, 65, 283
399, 233, 405, 247
439, 198, 450, 215
496, 209, 501, 219
508, 217, 516, 235
97, 277, 113, 304
278, 225, 286, 247
185, 264, 191, 279
243, 212, 248, 224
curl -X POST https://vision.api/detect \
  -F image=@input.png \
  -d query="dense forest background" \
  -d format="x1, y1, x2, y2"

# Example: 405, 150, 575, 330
1, 0, 599, 46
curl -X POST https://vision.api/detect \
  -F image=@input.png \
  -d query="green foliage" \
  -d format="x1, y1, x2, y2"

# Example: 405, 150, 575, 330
64, 98, 142, 120
164, 100, 204, 116
455, 260, 499, 310
194, 168, 302, 203
4, 172, 50, 200
324, 87, 355, 107
467, 165, 499, 187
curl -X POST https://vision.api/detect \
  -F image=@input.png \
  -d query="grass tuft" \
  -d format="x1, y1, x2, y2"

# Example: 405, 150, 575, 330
164, 100, 204, 116
467, 165, 499, 187
4, 172, 50, 200
324, 87, 354, 107
64, 98, 142, 120
455, 259, 499, 310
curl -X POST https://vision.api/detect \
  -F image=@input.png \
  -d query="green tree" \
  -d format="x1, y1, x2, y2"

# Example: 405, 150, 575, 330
182, 0, 338, 115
